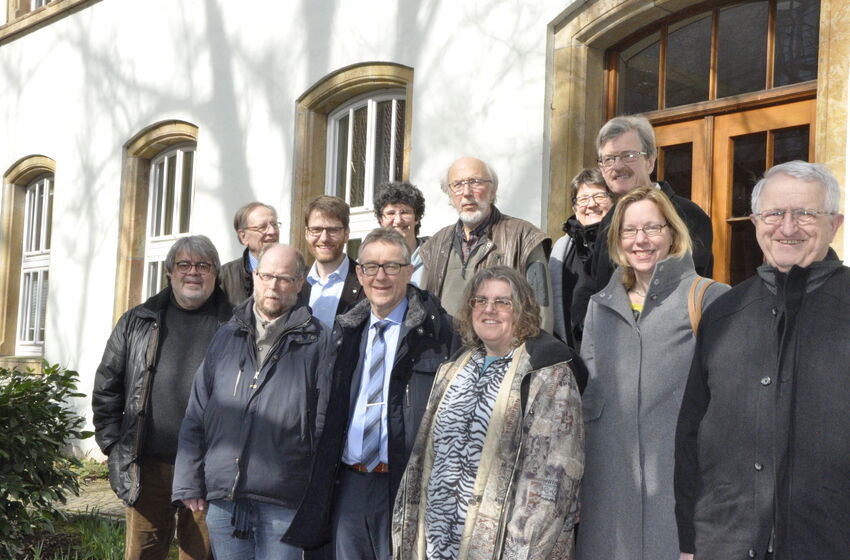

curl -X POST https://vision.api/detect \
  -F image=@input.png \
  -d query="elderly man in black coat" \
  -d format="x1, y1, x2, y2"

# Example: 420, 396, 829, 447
675, 161, 848, 560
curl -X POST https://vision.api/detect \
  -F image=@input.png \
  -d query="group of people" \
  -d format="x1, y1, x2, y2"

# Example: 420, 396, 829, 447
91, 113, 850, 560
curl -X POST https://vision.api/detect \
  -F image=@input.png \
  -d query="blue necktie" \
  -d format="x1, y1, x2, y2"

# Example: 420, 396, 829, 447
361, 320, 390, 471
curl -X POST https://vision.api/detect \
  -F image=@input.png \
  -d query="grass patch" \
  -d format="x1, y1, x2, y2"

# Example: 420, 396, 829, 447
17, 509, 180, 560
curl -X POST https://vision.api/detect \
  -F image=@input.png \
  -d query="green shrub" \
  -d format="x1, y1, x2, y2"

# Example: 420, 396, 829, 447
71, 458, 108, 482
0, 364, 93, 557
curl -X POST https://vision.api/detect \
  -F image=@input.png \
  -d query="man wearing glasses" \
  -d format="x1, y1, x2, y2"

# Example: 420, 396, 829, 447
301, 195, 364, 328
284, 228, 459, 560
173, 243, 334, 559
675, 161, 849, 559
590, 115, 713, 288
220, 201, 281, 307
420, 156, 554, 331
93, 236, 232, 560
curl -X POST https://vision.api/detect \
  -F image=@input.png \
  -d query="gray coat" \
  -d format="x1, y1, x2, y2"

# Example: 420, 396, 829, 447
576, 253, 728, 560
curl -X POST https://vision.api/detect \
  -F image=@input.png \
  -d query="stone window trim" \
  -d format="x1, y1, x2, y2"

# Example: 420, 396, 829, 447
1, 0, 101, 45
0, 154, 55, 358
114, 120, 198, 323
290, 62, 414, 261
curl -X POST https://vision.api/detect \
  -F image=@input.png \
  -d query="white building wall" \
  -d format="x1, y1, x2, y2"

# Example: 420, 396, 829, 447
0, 0, 568, 453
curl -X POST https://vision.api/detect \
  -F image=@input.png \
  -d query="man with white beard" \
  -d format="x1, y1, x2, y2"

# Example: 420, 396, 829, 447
419, 156, 553, 331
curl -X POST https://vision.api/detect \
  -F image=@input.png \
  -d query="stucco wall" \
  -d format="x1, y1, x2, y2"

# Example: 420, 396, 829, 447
0, 0, 569, 453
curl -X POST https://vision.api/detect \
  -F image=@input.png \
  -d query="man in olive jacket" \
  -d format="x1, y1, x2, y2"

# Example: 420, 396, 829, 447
92, 236, 231, 560
675, 161, 849, 560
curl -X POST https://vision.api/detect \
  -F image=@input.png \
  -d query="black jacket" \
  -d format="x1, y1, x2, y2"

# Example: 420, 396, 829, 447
91, 286, 232, 505
576, 181, 714, 328
171, 299, 335, 509
220, 248, 254, 308
675, 253, 850, 559
283, 285, 460, 549
298, 255, 365, 317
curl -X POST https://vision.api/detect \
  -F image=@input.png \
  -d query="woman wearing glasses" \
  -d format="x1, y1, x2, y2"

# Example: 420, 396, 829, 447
394, 266, 584, 560
550, 168, 613, 350
576, 187, 728, 560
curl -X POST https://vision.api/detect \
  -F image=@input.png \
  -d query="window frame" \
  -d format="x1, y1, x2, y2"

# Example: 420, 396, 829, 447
325, 89, 406, 243
141, 143, 195, 299
16, 173, 52, 355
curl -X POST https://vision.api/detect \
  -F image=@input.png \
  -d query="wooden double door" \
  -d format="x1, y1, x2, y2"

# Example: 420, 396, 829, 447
652, 98, 815, 284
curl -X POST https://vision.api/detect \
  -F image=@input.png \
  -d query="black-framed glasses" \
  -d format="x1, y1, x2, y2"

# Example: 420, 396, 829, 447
448, 178, 492, 194
574, 192, 612, 207
597, 150, 648, 169
620, 223, 669, 239
175, 261, 212, 275
359, 262, 409, 276
469, 296, 514, 312
752, 208, 834, 225
255, 271, 298, 285
306, 226, 345, 237
243, 221, 281, 233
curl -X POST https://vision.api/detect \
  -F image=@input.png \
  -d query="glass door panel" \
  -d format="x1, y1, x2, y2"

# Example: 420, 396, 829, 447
653, 119, 711, 212
712, 98, 816, 284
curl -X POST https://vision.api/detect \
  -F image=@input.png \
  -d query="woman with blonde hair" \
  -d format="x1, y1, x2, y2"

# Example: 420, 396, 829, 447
576, 186, 729, 560
394, 266, 584, 560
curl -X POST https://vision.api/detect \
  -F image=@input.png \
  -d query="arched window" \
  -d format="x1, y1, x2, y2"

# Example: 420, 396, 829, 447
0, 155, 56, 360
142, 143, 195, 298
326, 89, 406, 244
115, 121, 198, 319
17, 173, 53, 354
290, 63, 413, 259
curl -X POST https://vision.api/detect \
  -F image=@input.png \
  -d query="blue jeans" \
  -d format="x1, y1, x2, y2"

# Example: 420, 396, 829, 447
206, 499, 300, 560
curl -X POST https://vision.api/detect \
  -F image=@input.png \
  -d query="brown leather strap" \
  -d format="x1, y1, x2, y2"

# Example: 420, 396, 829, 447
688, 276, 715, 336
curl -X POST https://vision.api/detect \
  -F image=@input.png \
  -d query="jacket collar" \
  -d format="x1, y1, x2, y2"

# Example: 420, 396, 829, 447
233, 297, 318, 335
756, 248, 843, 295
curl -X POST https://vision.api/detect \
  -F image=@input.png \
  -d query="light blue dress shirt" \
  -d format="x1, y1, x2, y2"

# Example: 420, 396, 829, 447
342, 298, 408, 466
248, 251, 258, 272
306, 257, 349, 328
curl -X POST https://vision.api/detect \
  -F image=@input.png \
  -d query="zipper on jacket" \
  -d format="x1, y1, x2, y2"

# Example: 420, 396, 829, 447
133, 321, 160, 459
492, 412, 527, 558
228, 457, 241, 500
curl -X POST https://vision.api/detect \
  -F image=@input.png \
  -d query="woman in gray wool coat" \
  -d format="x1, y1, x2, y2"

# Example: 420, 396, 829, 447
576, 186, 729, 560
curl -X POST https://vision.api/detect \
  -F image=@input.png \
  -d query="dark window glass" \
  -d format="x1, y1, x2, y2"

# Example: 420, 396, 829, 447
617, 32, 660, 114
774, 0, 820, 86
665, 14, 712, 108
773, 126, 810, 165
373, 100, 394, 190
731, 132, 766, 217
394, 100, 405, 183
659, 143, 693, 199
350, 106, 368, 207
717, 2, 769, 98
730, 220, 761, 284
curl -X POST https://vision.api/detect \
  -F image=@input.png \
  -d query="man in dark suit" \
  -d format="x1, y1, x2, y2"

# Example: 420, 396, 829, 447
300, 195, 364, 327
283, 228, 459, 560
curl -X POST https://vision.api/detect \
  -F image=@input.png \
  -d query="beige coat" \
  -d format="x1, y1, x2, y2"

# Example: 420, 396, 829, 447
393, 333, 584, 560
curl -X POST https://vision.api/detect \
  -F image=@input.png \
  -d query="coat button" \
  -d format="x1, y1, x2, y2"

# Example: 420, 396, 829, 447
748, 549, 756, 558
653, 279, 660, 285
754, 462, 763, 471
650, 294, 657, 300
771, 308, 777, 316
760, 376, 771, 386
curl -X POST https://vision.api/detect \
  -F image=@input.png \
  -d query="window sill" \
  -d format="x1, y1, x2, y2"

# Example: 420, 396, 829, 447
1, 0, 100, 45
0, 355, 43, 373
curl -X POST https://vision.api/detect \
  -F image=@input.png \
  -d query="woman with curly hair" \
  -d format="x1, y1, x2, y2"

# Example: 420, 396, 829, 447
393, 266, 584, 560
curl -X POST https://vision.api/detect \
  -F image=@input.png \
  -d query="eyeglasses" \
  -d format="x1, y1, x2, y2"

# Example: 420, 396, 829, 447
306, 226, 345, 237
620, 223, 669, 239
469, 296, 514, 312
448, 178, 492, 194
752, 208, 834, 225
175, 261, 212, 275
243, 222, 281, 233
598, 151, 648, 169
359, 262, 409, 276
255, 272, 298, 285
574, 192, 612, 207
382, 209, 414, 220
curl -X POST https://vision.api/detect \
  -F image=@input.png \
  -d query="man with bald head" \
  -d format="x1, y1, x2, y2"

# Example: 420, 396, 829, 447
173, 244, 334, 560
420, 156, 554, 331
